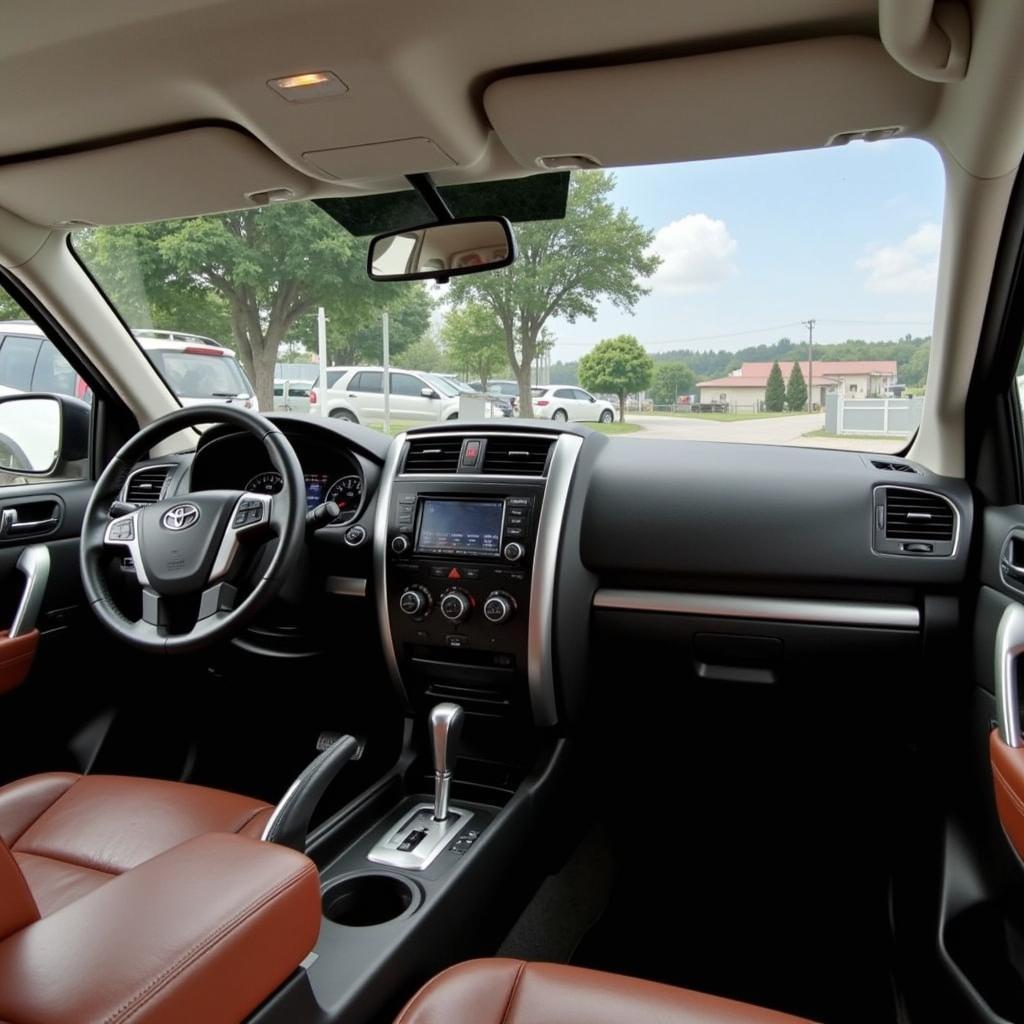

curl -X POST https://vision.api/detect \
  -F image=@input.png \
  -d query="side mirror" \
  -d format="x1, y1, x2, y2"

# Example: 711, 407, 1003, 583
368, 216, 515, 283
420, 387, 440, 400
0, 394, 89, 476
588, 396, 596, 403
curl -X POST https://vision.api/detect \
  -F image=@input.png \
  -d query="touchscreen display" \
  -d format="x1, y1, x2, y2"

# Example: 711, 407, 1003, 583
416, 499, 503, 557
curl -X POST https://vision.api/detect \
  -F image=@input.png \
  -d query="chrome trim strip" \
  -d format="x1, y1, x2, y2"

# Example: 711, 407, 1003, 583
11, 545, 50, 637
528, 434, 584, 725
119, 463, 175, 504
373, 433, 408, 701
325, 576, 367, 597
871, 485, 961, 559
592, 589, 921, 630
996, 603, 1024, 748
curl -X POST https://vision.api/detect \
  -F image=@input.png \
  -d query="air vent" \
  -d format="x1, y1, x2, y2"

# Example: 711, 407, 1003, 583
884, 489, 955, 541
871, 460, 916, 473
403, 438, 463, 474
481, 437, 554, 476
124, 466, 171, 505
873, 486, 957, 558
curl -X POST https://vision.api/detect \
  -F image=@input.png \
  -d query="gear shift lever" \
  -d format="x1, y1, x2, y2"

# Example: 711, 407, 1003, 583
430, 702, 463, 821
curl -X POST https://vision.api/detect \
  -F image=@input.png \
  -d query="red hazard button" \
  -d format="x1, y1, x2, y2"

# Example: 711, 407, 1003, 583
448, 567, 461, 580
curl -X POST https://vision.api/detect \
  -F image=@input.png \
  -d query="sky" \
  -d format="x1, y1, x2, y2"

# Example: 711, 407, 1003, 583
546, 139, 946, 363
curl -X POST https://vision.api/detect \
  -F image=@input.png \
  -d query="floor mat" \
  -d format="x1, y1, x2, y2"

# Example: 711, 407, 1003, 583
498, 826, 614, 962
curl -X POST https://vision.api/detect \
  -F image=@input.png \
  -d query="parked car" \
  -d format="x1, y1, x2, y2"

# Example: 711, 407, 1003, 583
273, 378, 312, 415
309, 366, 496, 423
0, 321, 259, 410
431, 374, 514, 416
530, 385, 616, 423
468, 378, 519, 410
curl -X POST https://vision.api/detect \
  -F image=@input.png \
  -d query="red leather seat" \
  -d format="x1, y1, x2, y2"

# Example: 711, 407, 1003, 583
0, 772, 320, 1024
0, 772, 275, 916
396, 959, 817, 1024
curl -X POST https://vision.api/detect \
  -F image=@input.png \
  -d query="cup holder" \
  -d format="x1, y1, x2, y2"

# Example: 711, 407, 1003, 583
322, 873, 421, 927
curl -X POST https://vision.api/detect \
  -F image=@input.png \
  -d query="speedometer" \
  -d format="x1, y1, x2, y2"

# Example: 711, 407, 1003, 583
245, 471, 283, 494
325, 474, 363, 523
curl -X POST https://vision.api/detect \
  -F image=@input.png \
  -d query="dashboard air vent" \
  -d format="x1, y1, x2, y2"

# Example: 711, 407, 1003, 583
884, 489, 956, 541
481, 437, 554, 476
873, 485, 957, 558
871, 460, 916, 473
404, 438, 462, 474
125, 466, 170, 505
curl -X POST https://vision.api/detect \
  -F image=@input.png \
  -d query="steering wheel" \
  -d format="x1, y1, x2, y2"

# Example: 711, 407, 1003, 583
80, 405, 306, 652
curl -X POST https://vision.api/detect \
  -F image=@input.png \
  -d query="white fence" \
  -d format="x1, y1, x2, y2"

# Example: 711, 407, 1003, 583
825, 394, 923, 437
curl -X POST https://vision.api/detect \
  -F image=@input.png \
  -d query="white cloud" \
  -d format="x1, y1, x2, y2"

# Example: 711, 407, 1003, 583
648, 214, 738, 295
857, 223, 940, 294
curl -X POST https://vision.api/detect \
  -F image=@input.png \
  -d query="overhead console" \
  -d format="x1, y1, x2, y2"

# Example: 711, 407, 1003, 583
374, 427, 582, 726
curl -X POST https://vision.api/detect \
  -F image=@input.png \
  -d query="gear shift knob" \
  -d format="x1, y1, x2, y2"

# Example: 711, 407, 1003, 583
429, 702, 463, 821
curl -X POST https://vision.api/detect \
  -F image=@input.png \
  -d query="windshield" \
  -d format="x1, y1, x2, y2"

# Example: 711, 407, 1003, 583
73, 141, 942, 449
422, 374, 460, 397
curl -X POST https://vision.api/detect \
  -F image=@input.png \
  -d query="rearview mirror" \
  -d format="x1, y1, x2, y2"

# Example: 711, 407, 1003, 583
367, 217, 515, 282
0, 394, 89, 476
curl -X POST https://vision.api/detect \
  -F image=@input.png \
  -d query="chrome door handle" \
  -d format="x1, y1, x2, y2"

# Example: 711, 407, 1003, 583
995, 602, 1024, 748
8, 518, 58, 535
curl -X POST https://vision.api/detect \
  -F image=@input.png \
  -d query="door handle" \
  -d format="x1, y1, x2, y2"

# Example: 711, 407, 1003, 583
995, 602, 1024, 747
0, 506, 60, 538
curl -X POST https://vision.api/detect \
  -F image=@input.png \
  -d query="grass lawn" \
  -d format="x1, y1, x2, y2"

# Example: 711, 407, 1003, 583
648, 410, 810, 423
366, 419, 643, 436
802, 428, 908, 441
590, 420, 642, 434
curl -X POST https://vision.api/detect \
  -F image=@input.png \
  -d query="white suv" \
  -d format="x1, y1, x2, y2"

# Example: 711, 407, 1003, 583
310, 366, 494, 424
0, 322, 258, 410
531, 385, 616, 423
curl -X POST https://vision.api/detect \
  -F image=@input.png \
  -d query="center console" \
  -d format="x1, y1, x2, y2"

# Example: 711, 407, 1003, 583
374, 429, 582, 726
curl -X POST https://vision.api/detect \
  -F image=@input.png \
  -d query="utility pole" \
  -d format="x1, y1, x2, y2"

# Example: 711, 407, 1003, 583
382, 310, 391, 434
317, 306, 328, 419
802, 318, 815, 412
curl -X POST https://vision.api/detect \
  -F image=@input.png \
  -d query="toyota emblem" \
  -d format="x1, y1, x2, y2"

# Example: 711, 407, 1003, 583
162, 503, 201, 531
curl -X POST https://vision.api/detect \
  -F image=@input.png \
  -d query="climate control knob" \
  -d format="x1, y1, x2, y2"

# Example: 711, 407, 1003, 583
391, 535, 410, 555
503, 541, 525, 562
483, 591, 516, 625
399, 585, 431, 618
440, 589, 472, 624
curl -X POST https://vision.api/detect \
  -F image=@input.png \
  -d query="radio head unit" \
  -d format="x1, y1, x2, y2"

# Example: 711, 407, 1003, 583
416, 498, 504, 558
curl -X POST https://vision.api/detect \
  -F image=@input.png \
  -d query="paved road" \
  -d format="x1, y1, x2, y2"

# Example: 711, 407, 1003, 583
621, 413, 906, 452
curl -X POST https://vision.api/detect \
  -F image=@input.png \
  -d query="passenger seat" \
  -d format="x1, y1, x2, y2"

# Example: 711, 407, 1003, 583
395, 959, 815, 1024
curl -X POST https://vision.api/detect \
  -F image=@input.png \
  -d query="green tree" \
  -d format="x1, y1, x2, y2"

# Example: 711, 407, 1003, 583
785, 361, 807, 412
448, 171, 659, 417
441, 303, 507, 389
650, 362, 696, 407
764, 360, 786, 412
77, 204, 399, 409
578, 334, 653, 422
400, 335, 448, 373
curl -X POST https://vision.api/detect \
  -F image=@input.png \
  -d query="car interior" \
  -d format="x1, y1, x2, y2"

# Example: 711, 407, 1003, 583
4, 1, 1024, 1023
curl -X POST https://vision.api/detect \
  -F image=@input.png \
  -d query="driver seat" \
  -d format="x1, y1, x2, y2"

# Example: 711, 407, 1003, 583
0, 772, 275, 916
0, 771, 320, 1024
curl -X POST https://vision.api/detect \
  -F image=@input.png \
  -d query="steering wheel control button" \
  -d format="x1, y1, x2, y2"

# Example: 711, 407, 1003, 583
391, 535, 410, 555
440, 589, 471, 624
344, 524, 366, 547
483, 591, 515, 624
399, 585, 432, 618
503, 541, 525, 562
108, 519, 135, 542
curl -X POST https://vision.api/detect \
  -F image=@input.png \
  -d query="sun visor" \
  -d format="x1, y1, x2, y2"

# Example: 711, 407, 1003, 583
317, 172, 569, 237
485, 36, 940, 170
0, 126, 314, 227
